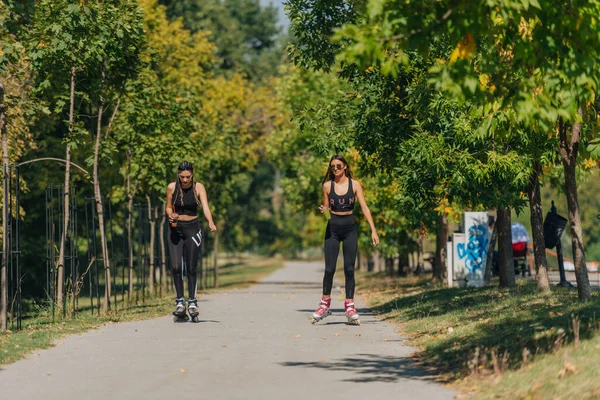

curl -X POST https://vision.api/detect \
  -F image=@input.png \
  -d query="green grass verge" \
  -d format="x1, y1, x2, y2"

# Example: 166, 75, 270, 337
0, 255, 283, 366
357, 272, 600, 399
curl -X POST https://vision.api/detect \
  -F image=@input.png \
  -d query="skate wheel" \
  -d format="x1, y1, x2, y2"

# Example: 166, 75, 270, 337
173, 314, 189, 323
191, 315, 199, 323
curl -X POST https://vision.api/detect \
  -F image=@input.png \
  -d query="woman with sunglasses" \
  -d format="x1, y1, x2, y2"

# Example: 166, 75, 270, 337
312, 155, 380, 325
166, 161, 217, 322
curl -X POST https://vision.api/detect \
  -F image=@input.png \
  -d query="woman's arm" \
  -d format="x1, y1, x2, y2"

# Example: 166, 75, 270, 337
197, 182, 217, 232
165, 182, 177, 223
319, 182, 330, 213
354, 180, 380, 246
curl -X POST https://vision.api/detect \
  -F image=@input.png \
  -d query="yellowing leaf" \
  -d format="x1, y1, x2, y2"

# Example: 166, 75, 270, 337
449, 33, 476, 63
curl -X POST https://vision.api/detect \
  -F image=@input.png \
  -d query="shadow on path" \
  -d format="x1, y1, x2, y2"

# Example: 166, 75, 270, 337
280, 353, 437, 383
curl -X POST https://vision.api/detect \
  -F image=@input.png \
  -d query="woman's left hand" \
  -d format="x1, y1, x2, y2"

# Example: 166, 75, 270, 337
371, 231, 380, 247
209, 222, 217, 232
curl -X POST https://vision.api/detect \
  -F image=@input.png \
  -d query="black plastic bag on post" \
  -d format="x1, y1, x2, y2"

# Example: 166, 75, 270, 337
543, 212, 567, 249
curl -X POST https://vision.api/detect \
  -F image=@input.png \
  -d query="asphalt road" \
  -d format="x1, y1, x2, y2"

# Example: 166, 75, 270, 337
0, 261, 456, 400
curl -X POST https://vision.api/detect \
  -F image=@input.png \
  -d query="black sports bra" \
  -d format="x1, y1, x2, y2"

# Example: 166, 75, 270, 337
173, 184, 198, 216
329, 179, 355, 212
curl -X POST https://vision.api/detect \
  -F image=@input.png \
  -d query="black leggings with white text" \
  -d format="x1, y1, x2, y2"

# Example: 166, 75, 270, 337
168, 218, 202, 300
323, 214, 357, 299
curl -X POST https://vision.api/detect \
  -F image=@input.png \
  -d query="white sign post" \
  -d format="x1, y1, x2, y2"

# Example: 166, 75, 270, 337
452, 233, 466, 286
446, 241, 454, 288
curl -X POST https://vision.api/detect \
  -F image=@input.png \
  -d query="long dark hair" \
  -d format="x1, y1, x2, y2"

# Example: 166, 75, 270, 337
322, 154, 353, 183
173, 161, 200, 210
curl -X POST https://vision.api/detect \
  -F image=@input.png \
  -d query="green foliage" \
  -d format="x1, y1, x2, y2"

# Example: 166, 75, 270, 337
159, 0, 283, 80
286, 0, 362, 72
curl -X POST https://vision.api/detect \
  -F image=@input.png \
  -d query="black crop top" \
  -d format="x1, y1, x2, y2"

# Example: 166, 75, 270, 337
329, 179, 355, 212
173, 184, 198, 216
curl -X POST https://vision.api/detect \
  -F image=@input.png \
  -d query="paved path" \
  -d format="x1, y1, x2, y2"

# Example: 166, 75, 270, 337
0, 261, 455, 400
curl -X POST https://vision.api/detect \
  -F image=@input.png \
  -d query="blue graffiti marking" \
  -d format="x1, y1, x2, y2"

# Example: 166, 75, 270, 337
457, 224, 489, 273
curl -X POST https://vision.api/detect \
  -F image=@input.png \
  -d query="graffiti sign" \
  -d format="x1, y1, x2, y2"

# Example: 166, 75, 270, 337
456, 224, 489, 273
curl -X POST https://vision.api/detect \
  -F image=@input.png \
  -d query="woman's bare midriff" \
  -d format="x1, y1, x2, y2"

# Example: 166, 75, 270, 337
176, 215, 198, 222
330, 211, 353, 216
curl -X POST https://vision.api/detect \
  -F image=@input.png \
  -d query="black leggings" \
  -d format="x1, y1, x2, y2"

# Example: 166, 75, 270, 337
323, 214, 357, 299
168, 218, 202, 300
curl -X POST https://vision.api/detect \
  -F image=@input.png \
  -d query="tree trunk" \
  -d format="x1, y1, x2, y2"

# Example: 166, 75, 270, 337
213, 229, 219, 288
497, 207, 516, 288
558, 115, 591, 300
57, 68, 76, 312
94, 70, 111, 313
159, 203, 167, 295
126, 151, 135, 305
483, 222, 498, 286
1, 82, 8, 330
385, 256, 394, 277
146, 196, 155, 296
416, 236, 424, 275
527, 161, 550, 292
434, 212, 448, 281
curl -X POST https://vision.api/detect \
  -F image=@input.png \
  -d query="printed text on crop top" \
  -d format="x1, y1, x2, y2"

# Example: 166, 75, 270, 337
329, 179, 355, 212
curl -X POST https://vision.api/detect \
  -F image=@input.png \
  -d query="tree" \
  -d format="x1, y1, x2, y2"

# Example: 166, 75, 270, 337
1, 1, 37, 329
159, 0, 282, 80
334, 0, 600, 299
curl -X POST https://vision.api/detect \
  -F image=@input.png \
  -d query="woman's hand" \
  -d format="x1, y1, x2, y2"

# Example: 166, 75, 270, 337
371, 231, 380, 247
209, 222, 217, 232
319, 205, 329, 214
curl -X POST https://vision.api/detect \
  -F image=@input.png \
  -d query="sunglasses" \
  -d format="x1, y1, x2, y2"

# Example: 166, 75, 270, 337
178, 163, 193, 171
330, 164, 344, 171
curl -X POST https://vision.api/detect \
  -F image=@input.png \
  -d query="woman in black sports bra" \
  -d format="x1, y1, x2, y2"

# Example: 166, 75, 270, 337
165, 161, 217, 322
311, 155, 380, 325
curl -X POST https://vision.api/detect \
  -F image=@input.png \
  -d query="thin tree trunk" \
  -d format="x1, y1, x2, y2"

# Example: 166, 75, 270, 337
126, 155, 135, 305
386, 256, 394, 277
159, 204, 167, 295
528, 161, 550, 292
416, 236, 424, 275
94, 69, 111, 313
434, 212, 448, 281
558, 115, 591, 300
146, 196, 155, 296
483, 223, 498, 286
213, 229, 219, 288
1, 82, 8, 330
57, 68, 77, 312
497, 207, 516, 288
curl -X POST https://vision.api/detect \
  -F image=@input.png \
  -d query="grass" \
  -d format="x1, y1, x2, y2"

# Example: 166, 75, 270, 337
357, 272, 600, 399
0, 254, 283, 366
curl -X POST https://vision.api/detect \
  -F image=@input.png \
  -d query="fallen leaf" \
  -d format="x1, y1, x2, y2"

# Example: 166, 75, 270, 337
180, 369, 186, 373
335, 333, 340, 337
558, 362, 577, 378
47, 372, 52, 376
447, 327, 455, 334
322, 337, 327, 340
222, 345, 228, 348
355, 334, 361, 337
384, 338, 389, 342
295, 334, 301, 338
